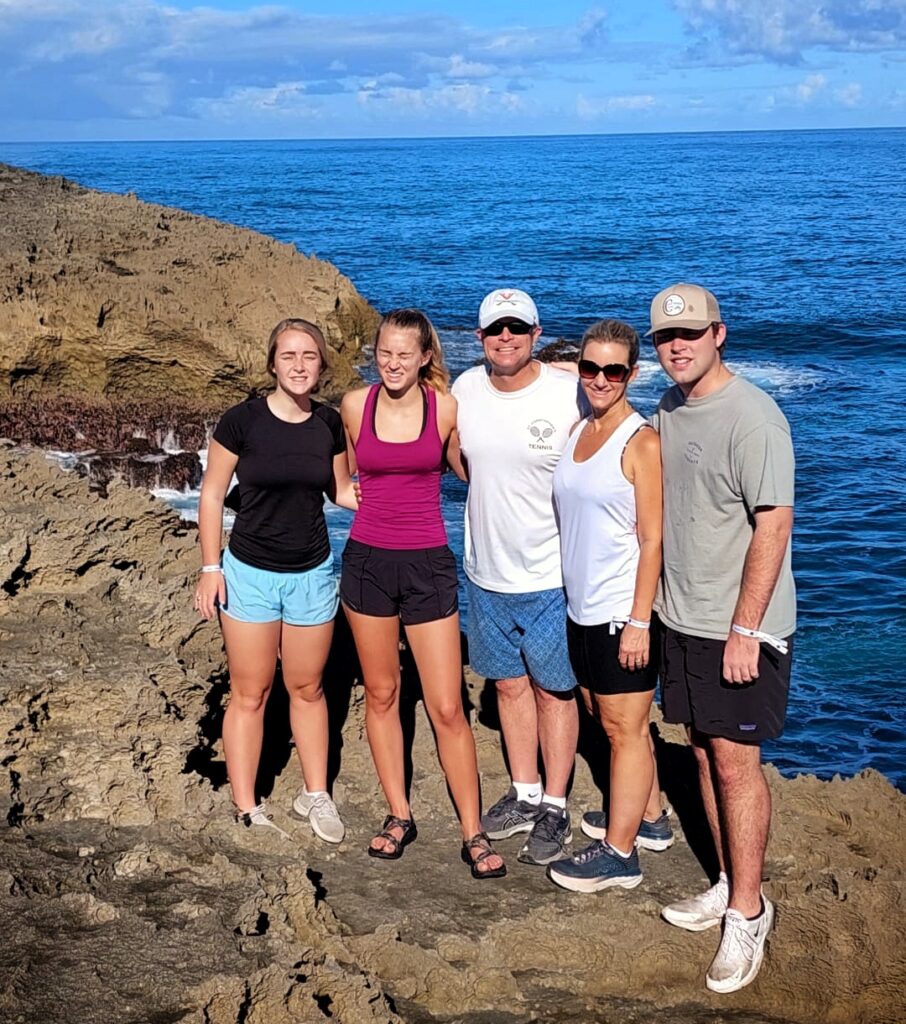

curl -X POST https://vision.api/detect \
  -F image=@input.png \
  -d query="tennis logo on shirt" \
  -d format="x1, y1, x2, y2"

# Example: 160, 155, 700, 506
528, 419, 555, 451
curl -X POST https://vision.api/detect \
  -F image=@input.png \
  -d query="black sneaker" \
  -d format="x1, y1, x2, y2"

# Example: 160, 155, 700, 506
480, 786, 543, 840
517, 803, 572, 865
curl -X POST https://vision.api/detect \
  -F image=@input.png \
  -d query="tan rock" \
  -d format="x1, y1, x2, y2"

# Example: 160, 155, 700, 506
0, 162, 378, 407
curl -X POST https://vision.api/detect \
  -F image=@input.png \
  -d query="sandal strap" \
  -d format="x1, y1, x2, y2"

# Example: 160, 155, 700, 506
374, 815, 414, 851
463, 831, 494, 858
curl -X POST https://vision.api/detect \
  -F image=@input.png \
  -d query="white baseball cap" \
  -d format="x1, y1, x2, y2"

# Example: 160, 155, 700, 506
478, 288, 539, 329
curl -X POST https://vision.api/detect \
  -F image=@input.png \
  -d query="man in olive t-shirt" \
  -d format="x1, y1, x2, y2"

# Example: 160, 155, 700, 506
648, 283, 795, 996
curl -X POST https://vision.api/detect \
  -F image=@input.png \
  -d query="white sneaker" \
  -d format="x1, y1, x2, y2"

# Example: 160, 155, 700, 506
293, 790, 345, 844
706, 898, 775, 993
236, 802, 291, 840
661, 872, 729, 931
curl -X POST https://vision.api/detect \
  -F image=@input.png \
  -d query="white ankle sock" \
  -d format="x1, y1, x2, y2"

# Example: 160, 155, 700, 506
305, 789, 328, 798
606, 841, 633, 858
541, 793, 566, 809
513, 780, 542, 804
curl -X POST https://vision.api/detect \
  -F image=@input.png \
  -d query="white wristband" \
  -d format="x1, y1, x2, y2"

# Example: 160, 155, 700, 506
731, 623, 789, 655
627, 618, 651, 630
198, 564, 223, 574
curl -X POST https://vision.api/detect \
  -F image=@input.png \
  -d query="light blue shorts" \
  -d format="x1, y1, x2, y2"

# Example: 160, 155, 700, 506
465, 579, 576, 692
221, 548, 339, 627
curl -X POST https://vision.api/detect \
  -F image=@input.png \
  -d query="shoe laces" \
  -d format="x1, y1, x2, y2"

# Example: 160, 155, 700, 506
532, 807, 566, 843
714, 911, 758, 968
309, 793, 338, 818
573, 840, 608, 865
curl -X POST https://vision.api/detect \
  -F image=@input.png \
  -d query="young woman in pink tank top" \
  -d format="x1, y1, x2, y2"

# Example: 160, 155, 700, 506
339, 309, 506, 879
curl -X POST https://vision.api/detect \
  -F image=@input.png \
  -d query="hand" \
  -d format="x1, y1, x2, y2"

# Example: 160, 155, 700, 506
353, 479, 363, 504
618, 624, 650, 672
722, 630, 760, 684
194, 571, 225, 620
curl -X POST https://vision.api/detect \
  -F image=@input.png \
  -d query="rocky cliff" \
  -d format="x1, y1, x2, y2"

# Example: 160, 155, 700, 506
1, 448, 904, 1024
0, 162, 378, 420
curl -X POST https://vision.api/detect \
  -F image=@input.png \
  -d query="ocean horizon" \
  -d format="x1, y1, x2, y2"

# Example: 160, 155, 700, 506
5, 128, 905, 790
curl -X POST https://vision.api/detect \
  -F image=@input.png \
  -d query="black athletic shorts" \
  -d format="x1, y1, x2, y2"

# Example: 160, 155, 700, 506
339, 539, 459, 626
660, 625, 793, 743
566, 616, 660, 695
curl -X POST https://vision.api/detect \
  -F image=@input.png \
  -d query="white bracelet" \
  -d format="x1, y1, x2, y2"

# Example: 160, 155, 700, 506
731, 623, 789, 655
198, 564, 223, 574
627, 618, 651, 630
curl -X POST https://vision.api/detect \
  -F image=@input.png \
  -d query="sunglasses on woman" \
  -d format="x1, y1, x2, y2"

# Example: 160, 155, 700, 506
577, 359, 632, 383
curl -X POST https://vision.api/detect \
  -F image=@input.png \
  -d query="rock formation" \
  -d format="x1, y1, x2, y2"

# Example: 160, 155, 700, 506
1, 448, 904, 1024
0, 162, 378, 426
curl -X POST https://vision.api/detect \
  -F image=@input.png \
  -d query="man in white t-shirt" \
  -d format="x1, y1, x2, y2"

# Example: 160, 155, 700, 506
450, 288, 584, 866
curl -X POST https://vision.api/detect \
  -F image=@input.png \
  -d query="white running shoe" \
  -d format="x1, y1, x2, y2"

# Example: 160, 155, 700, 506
236, 802, 291, 840
293, 790, 346, 844
706, 898, 775, 994
661, 872, 729, 931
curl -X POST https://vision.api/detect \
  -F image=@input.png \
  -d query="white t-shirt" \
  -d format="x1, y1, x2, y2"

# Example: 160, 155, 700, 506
452, 363, 584, 593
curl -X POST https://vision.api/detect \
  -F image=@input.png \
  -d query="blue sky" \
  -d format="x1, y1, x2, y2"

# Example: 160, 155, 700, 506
1, 0, 904, 140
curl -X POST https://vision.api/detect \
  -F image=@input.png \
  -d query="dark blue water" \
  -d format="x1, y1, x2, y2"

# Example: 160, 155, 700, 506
4, 131, 905, 788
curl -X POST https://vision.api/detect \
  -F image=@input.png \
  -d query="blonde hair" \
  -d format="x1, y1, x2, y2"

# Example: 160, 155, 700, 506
266, 318, 330, 376
375, 308, 450, 394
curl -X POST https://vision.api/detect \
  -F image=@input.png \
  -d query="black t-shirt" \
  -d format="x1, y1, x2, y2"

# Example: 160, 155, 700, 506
213, 396, 346, 572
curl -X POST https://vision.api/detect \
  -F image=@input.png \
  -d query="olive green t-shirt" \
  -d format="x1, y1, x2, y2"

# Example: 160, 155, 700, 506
651, 375, 796, 641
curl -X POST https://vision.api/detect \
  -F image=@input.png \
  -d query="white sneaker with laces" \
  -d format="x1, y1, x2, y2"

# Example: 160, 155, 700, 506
661, 872, 729, 931
236, 802, 291, 840
293, 790, 345, 844
706, 898, 775, 993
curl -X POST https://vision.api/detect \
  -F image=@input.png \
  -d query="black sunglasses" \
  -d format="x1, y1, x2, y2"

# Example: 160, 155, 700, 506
651, 326, 713, 345
482, 320, 533, 337
577, 359, 632, 383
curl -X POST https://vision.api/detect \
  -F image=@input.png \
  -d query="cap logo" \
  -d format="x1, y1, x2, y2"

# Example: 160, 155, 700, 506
495, 291, 518, 306
663, 294, 685, 316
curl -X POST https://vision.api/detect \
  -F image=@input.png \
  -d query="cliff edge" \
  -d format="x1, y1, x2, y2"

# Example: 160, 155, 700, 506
0, 162, 378, 411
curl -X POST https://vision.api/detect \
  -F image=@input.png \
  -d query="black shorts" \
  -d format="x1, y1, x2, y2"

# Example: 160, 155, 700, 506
660, 625, 793, 744
566, 616, 660, 696
339, 539, 459, 626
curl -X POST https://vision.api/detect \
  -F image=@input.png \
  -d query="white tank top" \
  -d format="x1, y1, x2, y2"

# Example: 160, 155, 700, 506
553, 411, 648, 626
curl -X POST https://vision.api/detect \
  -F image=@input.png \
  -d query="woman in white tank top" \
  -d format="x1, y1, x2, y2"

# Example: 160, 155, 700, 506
548, 320, 671, 894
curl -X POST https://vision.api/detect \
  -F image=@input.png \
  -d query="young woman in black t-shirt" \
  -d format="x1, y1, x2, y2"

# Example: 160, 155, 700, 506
195, 318, 356, 842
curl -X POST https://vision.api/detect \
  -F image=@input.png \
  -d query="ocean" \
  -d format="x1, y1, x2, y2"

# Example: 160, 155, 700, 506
3, 129, 905, 789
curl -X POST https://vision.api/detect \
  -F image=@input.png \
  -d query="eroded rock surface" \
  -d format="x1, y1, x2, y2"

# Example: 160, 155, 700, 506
0, 162, 378, 411
1, 449, 904, 1024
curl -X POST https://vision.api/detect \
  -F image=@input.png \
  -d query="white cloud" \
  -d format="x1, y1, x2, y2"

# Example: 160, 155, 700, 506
796, 72, 827, 100
576, 93, 656, 119
675, 0, 906, 63
835, 81, 864, 106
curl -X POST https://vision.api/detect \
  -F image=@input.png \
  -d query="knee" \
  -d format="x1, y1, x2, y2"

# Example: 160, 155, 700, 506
712, 745, 761, 790
496, 678, 529, 704
429, 699, 467, 733
286, 678, 324, 705
228, 686, 271, 715
601, 715, 647, 749
365, 681, 399, 717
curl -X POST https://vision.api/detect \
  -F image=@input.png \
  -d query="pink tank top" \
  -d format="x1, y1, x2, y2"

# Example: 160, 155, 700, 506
350, 384, 448, 549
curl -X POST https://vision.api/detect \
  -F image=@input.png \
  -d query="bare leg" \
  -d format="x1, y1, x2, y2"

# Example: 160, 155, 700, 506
534, 682, 578, 799
343, 606, 410, 853
405, 614, 503, 874
220, 616, 281, 811
710, 737, 770, 917
596, 689, 655, 852
689, 726, 732, 882
280, 620, 334, 793
496, 674, 541, 785
644, 732, 665, 821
